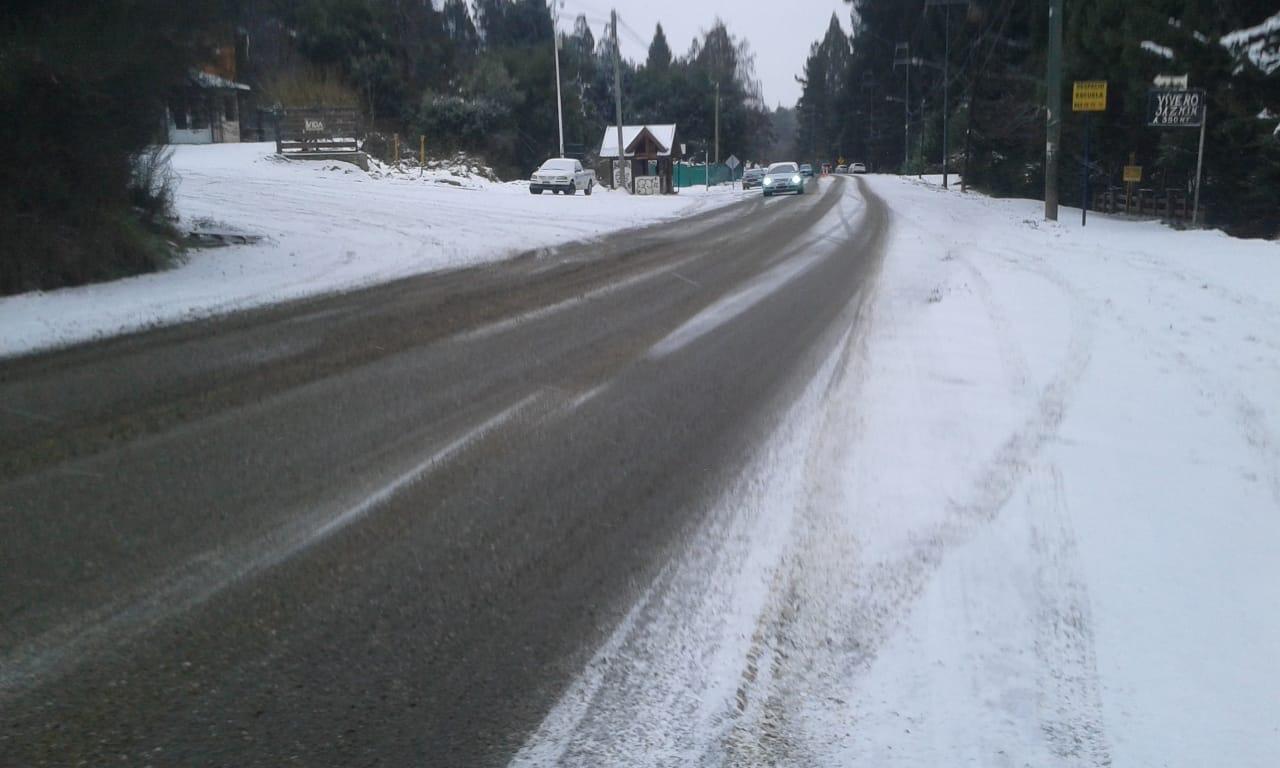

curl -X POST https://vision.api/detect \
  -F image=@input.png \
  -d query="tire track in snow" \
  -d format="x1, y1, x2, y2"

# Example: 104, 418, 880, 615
719, 213, 1102, 765
1029, 464, 1112, 765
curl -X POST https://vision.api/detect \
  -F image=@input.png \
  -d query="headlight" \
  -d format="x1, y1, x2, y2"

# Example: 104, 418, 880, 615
763, 177, 773, 185
792, 174, 801, 183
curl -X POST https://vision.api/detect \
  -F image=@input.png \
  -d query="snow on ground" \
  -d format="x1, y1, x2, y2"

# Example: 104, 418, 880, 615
512, 176, 1280, 766
0, 142, 741, 359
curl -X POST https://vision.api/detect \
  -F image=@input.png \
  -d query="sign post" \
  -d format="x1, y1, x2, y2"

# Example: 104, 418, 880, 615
1072, 81, 1107, 226
725, 154, 740, 189
1147, 88, 1207, 226
1192, 107, 1207, 227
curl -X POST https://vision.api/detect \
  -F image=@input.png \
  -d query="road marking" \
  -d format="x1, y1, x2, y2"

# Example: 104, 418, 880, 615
306, 393, 541, 544
0, 405, 59, 424
648, 191, 863, 359
0, 392, 545, 703
566, 382, 610, 412
452, 250, 714, 344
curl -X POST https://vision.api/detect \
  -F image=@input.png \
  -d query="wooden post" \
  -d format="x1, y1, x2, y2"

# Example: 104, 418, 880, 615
393, 133, 399, 166
1191, 102, 1207, 227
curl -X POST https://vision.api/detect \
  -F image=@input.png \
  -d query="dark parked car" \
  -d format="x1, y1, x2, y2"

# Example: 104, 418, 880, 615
800, 163, 815, 178
742, 168, 765, 189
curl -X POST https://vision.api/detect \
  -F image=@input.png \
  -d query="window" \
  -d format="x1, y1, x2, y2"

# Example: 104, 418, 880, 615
224, 96, 236, 122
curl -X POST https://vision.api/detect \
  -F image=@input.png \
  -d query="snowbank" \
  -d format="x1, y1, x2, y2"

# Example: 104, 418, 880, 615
819, 177, 1280, 766
0, 142, 741, 358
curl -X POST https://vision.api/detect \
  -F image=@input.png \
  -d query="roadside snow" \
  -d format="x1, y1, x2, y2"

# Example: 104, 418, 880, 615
0, 142, 741, 359
512, 177, 1280, 766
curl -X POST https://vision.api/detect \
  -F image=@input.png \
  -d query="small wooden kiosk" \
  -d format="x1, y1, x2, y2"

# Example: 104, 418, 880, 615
598, 124, 679, 194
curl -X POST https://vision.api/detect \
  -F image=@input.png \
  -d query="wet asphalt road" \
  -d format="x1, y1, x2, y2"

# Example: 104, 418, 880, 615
0, 176, 887, 766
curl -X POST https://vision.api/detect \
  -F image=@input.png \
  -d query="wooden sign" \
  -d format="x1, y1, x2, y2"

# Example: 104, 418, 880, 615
1123, 165, 1143, 183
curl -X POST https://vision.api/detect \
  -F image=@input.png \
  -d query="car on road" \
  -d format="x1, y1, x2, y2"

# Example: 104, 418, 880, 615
800, 163, 815, 178
742, 168, 765, 190
836, 164, 849, 174
850, 162, 867, 174
762, 162, 805, 196
530, 157, 595, 195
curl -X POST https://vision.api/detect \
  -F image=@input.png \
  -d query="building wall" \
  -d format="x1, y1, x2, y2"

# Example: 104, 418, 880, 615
166, 90, 242, 145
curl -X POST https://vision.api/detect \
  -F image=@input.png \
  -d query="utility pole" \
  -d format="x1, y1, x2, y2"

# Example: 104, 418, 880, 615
611, 9, 626, 191
918, 96, 926, 178
942, 7, 950, 187
551, 0, 564, 157
1045, 0, 1063, 220
894, 43, 912, 171
714, 81, 720, 165
904, 55, 911, 171
927, 0, 965, 188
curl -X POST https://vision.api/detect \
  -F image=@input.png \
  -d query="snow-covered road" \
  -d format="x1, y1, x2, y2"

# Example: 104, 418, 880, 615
0, 143, 740, 358
512, 176, 1280, 766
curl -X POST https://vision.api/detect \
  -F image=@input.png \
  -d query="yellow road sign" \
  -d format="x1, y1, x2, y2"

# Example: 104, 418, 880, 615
1073, 80, 1108, 111
1123, 165, 1142, 183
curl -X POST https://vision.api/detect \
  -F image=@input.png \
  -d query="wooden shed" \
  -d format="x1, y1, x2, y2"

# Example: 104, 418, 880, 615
166, 70, 250, 145
598, 124, 679, 194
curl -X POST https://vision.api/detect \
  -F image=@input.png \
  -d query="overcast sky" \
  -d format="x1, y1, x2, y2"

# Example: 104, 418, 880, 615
555, 0, 852, 107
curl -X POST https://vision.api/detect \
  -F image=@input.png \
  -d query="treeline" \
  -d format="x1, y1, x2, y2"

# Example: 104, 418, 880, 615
238, 0, 773, 174
1, 0, 772, 295
795, 1, 1280, 236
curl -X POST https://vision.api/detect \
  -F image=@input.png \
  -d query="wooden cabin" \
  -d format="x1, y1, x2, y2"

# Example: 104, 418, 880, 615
598, 124, 679, 194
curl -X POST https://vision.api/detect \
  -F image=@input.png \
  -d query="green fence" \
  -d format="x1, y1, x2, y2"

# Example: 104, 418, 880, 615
674, 162, 737, 188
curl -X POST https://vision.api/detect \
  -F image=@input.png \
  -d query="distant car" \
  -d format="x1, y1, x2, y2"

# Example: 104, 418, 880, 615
762, 162, 805, 196
850, 162, 867, 174
530, 157, 595, 195
800, 163, 815, 178
742, 168, 765, 190
836, 164, 849, 174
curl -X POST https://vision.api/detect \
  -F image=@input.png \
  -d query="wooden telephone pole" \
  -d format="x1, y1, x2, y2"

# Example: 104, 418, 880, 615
1045, 0, 1064, 220
611, 9, 626, 191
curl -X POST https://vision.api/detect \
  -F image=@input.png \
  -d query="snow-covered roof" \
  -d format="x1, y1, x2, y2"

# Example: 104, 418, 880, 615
598, 124, 677, 158
1140, 40, 1175, 60
190, 70, 251, 91
1220, 10, 1280, 74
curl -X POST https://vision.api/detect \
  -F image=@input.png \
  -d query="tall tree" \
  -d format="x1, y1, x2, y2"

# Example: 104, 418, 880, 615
647, 23, 673, 71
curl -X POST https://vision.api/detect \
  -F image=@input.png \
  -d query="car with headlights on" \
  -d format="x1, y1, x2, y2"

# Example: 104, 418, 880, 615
742, 167, 765, 190
762, 162, 805, 196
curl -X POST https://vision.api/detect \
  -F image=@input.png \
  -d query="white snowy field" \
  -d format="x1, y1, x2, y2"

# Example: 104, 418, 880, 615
512, 176, 1280, 766
0, 142, 740, 358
